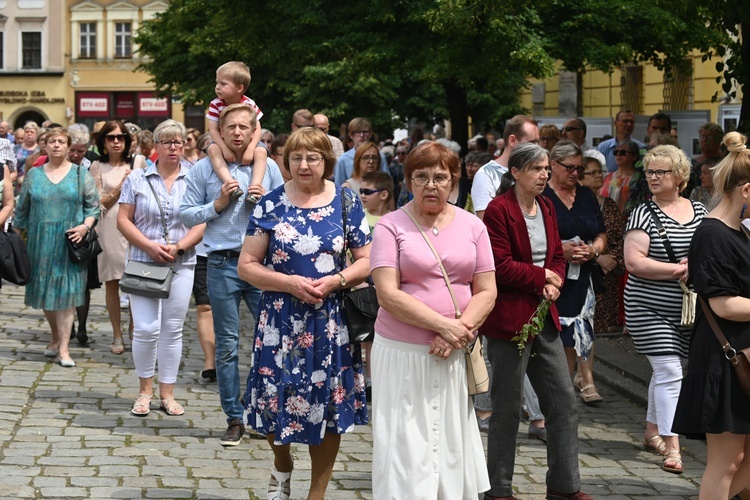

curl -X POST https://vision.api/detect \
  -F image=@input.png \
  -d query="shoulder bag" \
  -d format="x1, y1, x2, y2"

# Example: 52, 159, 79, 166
645, 202, 696, 326
118, 176, 174, 299
67, 165, 103, 263
700, 296, 750, 398
402, 207, 489, 396
339, 189, 378, 344
0, 223, 31, 285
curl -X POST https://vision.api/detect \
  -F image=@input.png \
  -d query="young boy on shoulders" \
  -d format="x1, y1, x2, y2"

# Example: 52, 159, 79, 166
358, 171, 394, 232
206, 61, 267, 206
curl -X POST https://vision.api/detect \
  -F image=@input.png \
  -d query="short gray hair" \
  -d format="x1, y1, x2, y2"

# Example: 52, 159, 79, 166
67, 123, 90, 146
153, 119, 186, 142
549, 140, 582, 163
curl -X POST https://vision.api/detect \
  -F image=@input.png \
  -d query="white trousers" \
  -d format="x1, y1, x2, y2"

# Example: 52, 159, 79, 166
130, 263, 194, 384
645, 354, 685, 437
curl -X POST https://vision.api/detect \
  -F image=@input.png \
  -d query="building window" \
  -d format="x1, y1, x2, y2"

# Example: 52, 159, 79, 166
79, 22, 96, 59
0, 32, 4, 70
21, 32, 42, 69
114, 22, 132, 58
619, 63, 643, 114
663, 62, 693, 111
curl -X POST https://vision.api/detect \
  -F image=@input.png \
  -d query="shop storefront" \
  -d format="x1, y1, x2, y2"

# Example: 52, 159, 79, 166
75, 91, 172, 131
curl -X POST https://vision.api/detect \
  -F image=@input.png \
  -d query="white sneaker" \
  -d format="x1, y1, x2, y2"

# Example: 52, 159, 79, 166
120, 294, 130, 309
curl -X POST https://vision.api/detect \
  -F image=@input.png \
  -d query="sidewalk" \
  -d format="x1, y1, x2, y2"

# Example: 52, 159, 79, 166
0, 283, 707, 499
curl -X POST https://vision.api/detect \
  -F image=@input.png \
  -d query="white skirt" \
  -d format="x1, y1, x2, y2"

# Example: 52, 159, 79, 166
371, 333, 490, 499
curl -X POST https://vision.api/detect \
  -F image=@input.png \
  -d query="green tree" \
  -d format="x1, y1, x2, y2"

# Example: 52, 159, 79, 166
135, 0, 748, 150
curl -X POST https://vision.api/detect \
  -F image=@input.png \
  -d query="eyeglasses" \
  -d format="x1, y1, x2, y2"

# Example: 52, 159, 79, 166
563, 126, 582, 132
105, 134, 128, 142
359, 188, 384, 196
159, 140, 185, 148
644, 169, 673, 179
351, 130, 371, 136
555, 160, 585, 175
361, 155, 379, 163
613, 150, 631, 157
581, 169, 604, 176
396, 150, 407, 155
411, 174, 451, 187
289, 155, 323, 167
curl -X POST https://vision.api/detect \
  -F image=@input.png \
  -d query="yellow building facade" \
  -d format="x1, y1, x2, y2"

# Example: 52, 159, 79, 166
520, 52, 744, 136
0, 0, 197, 131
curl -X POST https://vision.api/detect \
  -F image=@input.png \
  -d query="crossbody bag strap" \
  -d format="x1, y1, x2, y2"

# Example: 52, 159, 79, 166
340, 187, 348, 270
645, 201, 677, 263
699, 296, 739, 360
401, 207, 461, 319
144, 175, 171, 246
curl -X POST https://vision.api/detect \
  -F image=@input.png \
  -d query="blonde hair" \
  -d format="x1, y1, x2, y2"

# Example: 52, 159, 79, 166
219, 103, 258, 129
643, 145, 691, 192
711, 131, 750, 197
216, 61, 251, 92
283, 128, 336, 179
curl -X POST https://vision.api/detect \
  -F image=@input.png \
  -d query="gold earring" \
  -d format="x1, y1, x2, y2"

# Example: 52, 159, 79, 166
103, 148, 108, 155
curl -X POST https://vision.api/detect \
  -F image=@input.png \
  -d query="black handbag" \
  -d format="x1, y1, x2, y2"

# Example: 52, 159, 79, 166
340, 189, 378, 343
67, 226, 102, 263
590, 262, 607, 295
67, 165, 102, 263
0, 224, 31, 285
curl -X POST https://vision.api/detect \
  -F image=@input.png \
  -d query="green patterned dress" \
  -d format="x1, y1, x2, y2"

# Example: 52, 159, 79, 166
14, 165, 100, 310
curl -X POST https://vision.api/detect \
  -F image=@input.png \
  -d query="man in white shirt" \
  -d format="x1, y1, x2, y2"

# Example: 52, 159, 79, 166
472, 115, 540, 220
314, 113, 345, 159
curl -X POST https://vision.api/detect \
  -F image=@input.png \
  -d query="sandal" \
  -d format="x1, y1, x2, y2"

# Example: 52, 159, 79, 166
268, 462, 293, 500
131, 393, 152, 416
111, 338, 125, 355
661, 450, 684, 474
642, 434, 667, 456
160, 397, 185, 416
578, 384, 603, 404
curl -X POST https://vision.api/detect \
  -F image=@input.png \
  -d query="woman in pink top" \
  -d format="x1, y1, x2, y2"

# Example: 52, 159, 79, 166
370, 141, 497, 498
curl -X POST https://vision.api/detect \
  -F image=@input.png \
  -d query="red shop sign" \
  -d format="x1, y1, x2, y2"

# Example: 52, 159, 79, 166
76, 92, 109, 117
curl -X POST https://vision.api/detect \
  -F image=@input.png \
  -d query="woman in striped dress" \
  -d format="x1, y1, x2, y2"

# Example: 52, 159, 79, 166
624, 145, 708, 475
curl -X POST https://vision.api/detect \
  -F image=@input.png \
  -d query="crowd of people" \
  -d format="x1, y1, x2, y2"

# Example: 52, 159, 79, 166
1, 58, 749, 499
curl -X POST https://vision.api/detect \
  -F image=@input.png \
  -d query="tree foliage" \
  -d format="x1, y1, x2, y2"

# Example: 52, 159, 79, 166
135, 0, 748, 147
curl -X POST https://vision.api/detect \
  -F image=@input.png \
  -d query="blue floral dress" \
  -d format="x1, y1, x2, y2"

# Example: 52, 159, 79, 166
244, 184, 370, 445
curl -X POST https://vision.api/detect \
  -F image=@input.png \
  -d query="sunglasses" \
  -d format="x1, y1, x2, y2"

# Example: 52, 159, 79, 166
563, 126, 582, 132
556, 160, 585, 175
613, 150, 631, 156
105, 134, 128, 142
359, 188, 384, 196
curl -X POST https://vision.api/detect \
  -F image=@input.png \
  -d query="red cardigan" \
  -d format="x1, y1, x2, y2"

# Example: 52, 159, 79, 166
480, 189, 567, 341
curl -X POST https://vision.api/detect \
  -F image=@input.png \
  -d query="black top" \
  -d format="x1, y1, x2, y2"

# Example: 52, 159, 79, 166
673, 217, 750, 436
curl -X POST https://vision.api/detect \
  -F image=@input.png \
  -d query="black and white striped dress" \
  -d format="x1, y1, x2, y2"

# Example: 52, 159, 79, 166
624, 201, 707, 357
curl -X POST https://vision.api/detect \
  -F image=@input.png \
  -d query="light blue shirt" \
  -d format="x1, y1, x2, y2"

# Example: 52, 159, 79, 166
596, 137, 645, 173
180, 157, 284, 254
333, 147, 390, 185
120, 163, 196, 265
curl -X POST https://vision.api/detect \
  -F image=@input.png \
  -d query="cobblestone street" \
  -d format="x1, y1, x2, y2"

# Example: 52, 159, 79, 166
0, 283, 707, 499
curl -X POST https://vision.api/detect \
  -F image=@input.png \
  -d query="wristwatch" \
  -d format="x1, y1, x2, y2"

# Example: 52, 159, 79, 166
175, 242, 185, 256
594, 248, 600, 260
337, 272, 347, 287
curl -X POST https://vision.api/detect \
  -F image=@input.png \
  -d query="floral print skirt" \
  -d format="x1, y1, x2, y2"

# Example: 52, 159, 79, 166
244, 291, 368, 445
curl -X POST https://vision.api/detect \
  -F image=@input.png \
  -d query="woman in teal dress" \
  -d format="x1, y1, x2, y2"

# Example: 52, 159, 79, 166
14, 128, 100, 367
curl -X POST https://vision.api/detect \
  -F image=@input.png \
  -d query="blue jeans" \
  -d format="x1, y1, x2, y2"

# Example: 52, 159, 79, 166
206, 253, 261, 423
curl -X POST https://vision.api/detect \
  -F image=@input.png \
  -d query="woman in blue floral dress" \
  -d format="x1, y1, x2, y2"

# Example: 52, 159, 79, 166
238, 127, 371, 500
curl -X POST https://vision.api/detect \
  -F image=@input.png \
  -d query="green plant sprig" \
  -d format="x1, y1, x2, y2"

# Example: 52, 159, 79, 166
510, 298, 551, 355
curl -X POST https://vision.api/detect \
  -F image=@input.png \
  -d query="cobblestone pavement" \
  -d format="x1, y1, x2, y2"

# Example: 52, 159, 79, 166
0, 283, 706, 499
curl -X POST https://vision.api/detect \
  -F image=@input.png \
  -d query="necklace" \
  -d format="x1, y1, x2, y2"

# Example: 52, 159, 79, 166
411, 207, 442, 235
45, 162, 69, 181
656, 197, 680, 216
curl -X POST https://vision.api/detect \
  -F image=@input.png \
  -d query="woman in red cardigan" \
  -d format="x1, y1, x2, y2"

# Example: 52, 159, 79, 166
481, 142, 591, 500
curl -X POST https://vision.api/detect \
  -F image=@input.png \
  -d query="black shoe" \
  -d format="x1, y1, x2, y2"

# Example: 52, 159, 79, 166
201, 369, 217, 381
220, 418, 244, 446
70, 323, 76, 339
76, 328, 89, 346
230, 188, 244, 201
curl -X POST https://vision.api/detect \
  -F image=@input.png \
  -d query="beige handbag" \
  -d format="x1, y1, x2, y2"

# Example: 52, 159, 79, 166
402, 208, 489, 395
680, 281, 696, 327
